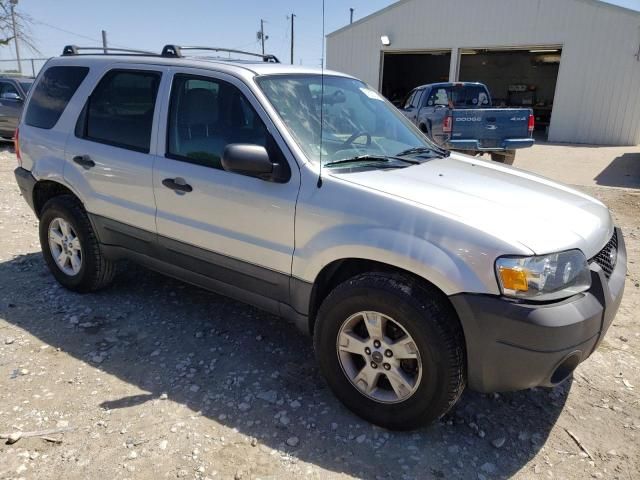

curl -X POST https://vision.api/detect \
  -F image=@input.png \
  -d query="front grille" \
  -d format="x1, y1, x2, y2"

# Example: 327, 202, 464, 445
591, 230, 618, 278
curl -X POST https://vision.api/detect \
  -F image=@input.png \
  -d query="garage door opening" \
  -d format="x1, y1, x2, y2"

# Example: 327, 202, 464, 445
458, 47, 562, 139
381, 51, 451, 106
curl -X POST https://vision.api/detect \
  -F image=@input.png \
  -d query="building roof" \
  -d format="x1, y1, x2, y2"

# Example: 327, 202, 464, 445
327, 0, 640, 38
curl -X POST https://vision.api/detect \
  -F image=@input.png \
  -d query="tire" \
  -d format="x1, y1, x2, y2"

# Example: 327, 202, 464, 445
490, 150, 516, 165
314, 272, 466, 430
39, 195, 116, 292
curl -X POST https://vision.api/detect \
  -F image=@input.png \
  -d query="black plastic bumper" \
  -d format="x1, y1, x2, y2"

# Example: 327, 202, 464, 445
450, 228, 626, 393
14, 167, 36, 213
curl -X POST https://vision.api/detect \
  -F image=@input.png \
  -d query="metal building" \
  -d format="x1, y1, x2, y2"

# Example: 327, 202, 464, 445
326, 0, 640, 145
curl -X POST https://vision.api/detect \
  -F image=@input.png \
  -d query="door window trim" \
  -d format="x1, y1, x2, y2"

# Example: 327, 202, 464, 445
75, 68, 162, 154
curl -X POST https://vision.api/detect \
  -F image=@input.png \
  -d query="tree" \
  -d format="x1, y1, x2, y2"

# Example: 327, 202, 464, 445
0, 0, 38, 53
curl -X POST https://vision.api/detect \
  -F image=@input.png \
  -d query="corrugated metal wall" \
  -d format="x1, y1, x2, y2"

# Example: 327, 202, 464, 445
327, 0, 640, 145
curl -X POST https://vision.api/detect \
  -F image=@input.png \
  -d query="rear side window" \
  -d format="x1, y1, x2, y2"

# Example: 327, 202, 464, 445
25, 66, 89, 129
78, 69, 161, 153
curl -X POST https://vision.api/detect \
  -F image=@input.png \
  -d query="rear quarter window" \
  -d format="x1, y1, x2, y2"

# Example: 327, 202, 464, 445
24, 66, 89, 129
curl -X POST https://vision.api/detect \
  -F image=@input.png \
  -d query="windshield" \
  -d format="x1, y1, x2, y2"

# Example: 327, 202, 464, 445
256, 74, 441, 166
19, 81, 33, 92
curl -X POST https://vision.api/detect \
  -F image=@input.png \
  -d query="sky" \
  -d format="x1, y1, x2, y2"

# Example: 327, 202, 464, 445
3, 0, 640, 68
4, 0, 395, 66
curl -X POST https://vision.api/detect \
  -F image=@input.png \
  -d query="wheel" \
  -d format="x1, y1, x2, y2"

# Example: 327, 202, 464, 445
314, 272, 466, 430
39, 195, 116, 292
490, 150, 516, 165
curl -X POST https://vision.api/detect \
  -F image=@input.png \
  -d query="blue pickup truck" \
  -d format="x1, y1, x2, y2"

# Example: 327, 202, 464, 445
399, 82, 534, 164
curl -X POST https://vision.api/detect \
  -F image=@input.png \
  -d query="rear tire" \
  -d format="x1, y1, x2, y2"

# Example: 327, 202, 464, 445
39, 195, 115, 292
490, 150, 516, 165
314, 272, 466, 430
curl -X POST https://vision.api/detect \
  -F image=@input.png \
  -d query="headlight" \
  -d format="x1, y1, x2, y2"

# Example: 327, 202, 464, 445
495, 249, 591, 301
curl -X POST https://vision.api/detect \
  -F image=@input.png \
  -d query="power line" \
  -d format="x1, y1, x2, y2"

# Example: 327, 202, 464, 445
34, 19, 101, 44
33, 19, 138, 51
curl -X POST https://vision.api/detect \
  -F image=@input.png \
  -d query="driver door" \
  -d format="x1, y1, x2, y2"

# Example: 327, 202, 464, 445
401, 88, 423, 125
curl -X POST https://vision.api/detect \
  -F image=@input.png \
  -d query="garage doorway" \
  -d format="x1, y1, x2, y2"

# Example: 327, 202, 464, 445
458, 47, 562, 139
380, 51, 451, 106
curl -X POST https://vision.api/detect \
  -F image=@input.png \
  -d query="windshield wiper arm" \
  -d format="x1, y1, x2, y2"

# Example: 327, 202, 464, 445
324, 154, 419, 168
395, 146, 450, 158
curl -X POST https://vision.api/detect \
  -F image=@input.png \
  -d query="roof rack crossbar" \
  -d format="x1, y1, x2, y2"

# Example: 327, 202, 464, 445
161, 45, 280, 63
62, 45, 157, 56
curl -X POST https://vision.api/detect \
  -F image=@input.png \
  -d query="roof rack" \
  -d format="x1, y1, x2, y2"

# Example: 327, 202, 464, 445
62, 45, 157, 56
161, 45, 280, 63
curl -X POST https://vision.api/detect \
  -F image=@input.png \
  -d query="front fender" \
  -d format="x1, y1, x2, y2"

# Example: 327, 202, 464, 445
293, 224, 497, 296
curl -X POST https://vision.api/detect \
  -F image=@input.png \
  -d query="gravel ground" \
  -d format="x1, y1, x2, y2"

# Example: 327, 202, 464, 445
1, 146, 639, 480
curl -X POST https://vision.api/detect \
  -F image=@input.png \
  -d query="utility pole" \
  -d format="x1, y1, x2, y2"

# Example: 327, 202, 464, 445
350, 8, 354, 24
101, 30, 108, 54
10, 0, 21, 73
259, 19, 266, 55
290, 14, 295, 64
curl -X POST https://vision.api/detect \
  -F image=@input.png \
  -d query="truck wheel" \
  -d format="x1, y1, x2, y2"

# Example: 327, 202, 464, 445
314, 272, 466, 430
490, 150, 516, 165
39, 195, 116, 293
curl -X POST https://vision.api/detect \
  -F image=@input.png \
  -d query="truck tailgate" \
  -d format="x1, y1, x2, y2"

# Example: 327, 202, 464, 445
451, 108, 531, 148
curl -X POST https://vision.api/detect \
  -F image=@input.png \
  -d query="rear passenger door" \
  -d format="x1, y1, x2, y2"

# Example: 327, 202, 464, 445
65, 66, 165, 244
152, 69, 299, 301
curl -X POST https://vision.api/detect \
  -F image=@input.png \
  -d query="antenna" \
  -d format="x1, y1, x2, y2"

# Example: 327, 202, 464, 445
317, 0, 325, 188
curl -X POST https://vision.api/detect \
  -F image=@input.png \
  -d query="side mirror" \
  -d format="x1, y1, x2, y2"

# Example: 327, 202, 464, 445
1, 92, 21, 101
222, 144, 288, 182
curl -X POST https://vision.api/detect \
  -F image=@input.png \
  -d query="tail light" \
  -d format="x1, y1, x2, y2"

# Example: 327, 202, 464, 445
14, 127, 21, 167
528, 114, 535, 133
443, 115, 452, 134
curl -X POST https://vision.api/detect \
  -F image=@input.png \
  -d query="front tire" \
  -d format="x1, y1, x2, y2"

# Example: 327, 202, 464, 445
314, 272, 466, 430
39, 195, 115, 292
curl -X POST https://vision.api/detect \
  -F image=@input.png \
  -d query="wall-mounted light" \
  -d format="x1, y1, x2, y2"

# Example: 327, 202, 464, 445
529, 49, 558, 53
380, 35, 391, 46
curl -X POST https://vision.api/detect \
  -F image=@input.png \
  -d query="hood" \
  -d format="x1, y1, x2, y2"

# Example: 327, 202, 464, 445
333, 153, 613, 258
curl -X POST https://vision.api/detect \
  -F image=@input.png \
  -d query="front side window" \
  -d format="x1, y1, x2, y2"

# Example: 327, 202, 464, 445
25, 66, 89, 129
257, 74, 438, 165
167, 74, 268, 169
0, 81, 19, 97
80, 69, 161, 152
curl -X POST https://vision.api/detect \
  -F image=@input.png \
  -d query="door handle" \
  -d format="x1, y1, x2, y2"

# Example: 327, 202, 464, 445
73, 155, 95, 169
162, 177, 193, 193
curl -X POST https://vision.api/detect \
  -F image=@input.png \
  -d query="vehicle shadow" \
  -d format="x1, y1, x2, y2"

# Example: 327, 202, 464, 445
594, 152, 640, 189
0, 252, 570, 479
0, 141, 15, 153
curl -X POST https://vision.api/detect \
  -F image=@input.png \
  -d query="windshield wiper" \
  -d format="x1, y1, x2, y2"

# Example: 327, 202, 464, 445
395, 146, 450, 158
324, 154, 419, 168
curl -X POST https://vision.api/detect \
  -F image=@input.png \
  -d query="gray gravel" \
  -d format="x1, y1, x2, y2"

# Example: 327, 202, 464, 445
1, 146, 639, 479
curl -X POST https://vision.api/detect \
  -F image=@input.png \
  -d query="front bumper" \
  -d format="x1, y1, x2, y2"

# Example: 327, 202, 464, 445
450, 228, 626, 393
14, 166, 36, 213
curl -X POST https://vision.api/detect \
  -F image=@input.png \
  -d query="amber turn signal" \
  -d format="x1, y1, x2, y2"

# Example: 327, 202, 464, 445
497, 267, 529, 292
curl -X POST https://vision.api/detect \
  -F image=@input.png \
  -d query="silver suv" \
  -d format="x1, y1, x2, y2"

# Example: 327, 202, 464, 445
13, 45, 626, 430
